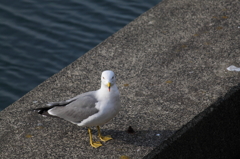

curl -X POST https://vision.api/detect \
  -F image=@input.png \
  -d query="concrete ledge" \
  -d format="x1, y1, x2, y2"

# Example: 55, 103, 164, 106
1, 0, 239, 158
145, 84, 240, 158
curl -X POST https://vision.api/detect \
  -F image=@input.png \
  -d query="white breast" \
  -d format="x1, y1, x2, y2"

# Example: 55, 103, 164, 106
77, 85, 120, 127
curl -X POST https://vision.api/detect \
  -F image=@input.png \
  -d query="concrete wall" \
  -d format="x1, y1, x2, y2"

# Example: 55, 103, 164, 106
145, 84, 240, 158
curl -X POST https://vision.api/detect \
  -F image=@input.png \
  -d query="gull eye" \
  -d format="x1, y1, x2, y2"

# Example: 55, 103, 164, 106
112, 76, 114, 79
103, 77, 105, 79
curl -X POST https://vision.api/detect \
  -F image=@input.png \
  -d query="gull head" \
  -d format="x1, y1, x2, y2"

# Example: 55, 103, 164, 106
101, 70, 116, 92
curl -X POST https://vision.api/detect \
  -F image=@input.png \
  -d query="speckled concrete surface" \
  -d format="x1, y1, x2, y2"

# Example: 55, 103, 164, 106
145, 84, 240, 158
0, 0, 239, 158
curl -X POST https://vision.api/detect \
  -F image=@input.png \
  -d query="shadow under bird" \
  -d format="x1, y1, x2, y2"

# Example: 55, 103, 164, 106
34, 70, 121, 148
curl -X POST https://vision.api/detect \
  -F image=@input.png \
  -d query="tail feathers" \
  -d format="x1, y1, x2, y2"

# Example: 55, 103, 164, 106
33, 106, 55, 116
33, 98, 76, 116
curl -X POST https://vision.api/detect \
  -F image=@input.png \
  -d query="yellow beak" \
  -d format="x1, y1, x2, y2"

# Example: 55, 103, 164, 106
107, 82, 111, 92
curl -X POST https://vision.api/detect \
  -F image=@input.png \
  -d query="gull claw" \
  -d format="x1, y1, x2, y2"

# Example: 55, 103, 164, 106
99, 135, 113, 142
90, 141, 102, 148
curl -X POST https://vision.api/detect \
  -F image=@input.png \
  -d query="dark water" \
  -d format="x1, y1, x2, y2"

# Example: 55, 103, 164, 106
0, 0, 161, 111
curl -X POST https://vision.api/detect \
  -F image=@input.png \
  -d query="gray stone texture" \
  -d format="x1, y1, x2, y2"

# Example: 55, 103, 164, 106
1, 0, 239, 158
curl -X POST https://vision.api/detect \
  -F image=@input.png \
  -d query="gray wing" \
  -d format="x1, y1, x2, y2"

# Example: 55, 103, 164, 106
48, 92, 99, 123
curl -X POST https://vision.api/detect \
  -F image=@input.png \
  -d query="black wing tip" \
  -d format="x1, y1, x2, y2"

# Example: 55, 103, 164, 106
32, 106, 54, 115
32, 108, 45, 115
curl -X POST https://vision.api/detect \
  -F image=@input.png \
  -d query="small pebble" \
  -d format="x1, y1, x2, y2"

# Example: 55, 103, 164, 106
37, 123, 43, 126
127, 126, 135, 134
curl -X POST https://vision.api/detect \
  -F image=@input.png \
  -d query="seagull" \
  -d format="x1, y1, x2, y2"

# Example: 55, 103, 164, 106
34, 70, 121, 148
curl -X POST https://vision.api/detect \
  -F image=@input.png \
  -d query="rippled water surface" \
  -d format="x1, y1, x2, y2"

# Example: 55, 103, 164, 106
0, 0, 161, 111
